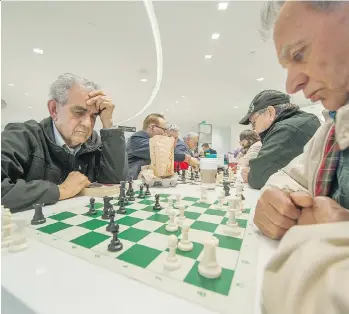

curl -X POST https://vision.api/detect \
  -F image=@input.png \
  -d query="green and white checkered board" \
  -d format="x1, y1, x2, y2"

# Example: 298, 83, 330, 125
26, 193, 257, 314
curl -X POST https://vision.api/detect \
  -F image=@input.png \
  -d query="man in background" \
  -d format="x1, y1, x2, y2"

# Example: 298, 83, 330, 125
239, 90, 320, 189
126, 113, 168, 178
202, 143, 217, 156
1, 73, 128, 211
174, 132, 200, 168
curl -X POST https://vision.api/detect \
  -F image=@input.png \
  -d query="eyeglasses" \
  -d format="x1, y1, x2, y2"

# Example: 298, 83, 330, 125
153, 124, 168, 132
249, 110, 266, 129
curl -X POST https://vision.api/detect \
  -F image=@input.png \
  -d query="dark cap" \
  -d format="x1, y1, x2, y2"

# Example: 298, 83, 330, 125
239, 90, 291, 125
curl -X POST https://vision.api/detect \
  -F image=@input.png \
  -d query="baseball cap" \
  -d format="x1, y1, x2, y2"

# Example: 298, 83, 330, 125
239, 90, 291, 125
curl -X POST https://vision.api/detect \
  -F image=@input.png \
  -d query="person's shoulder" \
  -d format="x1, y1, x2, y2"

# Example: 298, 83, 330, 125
3, 119, 43, 136
130, 130, 149, 139
251, 141, 262, 149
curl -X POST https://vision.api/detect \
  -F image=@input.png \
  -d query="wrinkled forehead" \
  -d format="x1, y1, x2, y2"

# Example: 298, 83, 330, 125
67, 84, 90, 105
273, 2, 309, 57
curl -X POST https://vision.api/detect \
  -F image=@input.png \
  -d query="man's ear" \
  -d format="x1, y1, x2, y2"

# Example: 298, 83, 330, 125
268, 106, 276, 119
48, 100, 58, 120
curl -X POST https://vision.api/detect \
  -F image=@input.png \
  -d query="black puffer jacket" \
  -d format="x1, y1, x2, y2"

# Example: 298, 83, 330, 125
1, 117, 128, 211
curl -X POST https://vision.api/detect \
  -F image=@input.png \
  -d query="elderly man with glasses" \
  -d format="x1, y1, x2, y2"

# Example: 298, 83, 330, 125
126, 113, 169, 178
239, 90, 320, 189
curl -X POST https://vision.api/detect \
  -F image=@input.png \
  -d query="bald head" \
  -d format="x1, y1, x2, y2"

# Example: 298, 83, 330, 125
262, 1, 349, 111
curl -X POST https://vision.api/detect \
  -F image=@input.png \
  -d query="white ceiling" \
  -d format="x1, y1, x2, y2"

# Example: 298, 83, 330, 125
1, 1, 317, 130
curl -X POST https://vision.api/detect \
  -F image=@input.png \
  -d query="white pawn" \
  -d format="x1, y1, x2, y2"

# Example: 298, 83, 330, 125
219, 191, 226, 207
164, 197, 174, 215
164, 235, 181, 271
178, 205, 186, 226
224, 208, 240, 236
178, 224, 193, 251
2, 207, 14, 248
174, 194, 182, 209
198, 237, 222, 279
165, 209, 178, 232
9, 220, 28, 253
200, 186, 208, 203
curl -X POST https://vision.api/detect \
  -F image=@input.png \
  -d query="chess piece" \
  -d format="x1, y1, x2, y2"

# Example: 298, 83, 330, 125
174, 194, 182, 208
145, 184, 151, 196
165, 210, 178, 232
138, 185, 145, 199
195, 169, 200, 180
217, 191, 226, 208
8, 220, 28, 253
200, 186, 208, 203
190, 168, 195, 181
198, 237, 222, 279
119, 181, 126, 200
2, 208, 13, 248
117, 197, 126, 214
180, 169, 186, 183
106, 208, 116, 232
216, 172, 224, 184
223, 181, 230, 196
107, 223, 123, 252
153, 194, 162, 210
163, 235, 181, 271
164, 197, 174, 215
176, 164, 181, 176
118, 187, 127, 206
178, 224, 193, 251
31, 204, 46, 225
102, 196, 113, 219
178, 205, 185, 225
87, 198, 97, 215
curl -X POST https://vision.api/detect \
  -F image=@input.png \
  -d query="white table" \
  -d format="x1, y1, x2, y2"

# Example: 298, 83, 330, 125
1, 183, 278, 314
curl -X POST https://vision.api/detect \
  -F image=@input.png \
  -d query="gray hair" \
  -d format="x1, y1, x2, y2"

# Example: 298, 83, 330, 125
49, 73, 99, 105
168, 124, 180, 132
184, 132, 198, 140
260, 1, 344, 39
257, 103, 299, 118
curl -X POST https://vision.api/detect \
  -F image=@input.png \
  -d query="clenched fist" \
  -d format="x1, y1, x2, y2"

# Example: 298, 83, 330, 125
254, 188, 311, 240
297, 196, 349, 225
58, 171, 91, 200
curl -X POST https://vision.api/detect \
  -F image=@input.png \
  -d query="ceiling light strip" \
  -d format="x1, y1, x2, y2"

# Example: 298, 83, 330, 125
115, 0, 163, 125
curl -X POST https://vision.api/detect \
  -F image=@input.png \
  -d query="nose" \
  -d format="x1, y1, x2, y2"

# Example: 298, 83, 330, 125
285, 67, 309, 94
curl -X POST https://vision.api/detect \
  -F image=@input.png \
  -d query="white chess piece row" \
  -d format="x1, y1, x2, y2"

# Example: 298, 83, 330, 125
1, 205, 28, 252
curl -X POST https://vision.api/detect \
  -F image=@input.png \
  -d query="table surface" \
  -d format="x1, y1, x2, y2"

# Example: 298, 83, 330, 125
1, 182, 278, 314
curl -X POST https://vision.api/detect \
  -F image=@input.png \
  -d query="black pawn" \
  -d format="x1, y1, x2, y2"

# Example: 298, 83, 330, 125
106, 209, 116, 232
181, 170, 186, 183
138, 185, 145, 199
145, 184, 151, 196
87, 198, 97, 215
31, 204, 46, 225
107, 224, 123, 252
118, 187, 127, 206
117, 197, 127, 214
119, 181, 126, 200
102, 196, 112, 219
176, 164, 180, 175
223, 182, 230, 197
190, 169, 195, 181
195, 170, 200, 179
153, 194, 162, 210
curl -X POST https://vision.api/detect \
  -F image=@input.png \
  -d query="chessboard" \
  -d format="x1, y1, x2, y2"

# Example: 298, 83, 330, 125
25, 192, 257, 314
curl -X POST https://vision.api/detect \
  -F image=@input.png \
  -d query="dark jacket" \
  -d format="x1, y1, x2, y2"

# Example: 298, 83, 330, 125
126, 130, 151, 179
1, 117, 128, 212
248, 109, 321, 189
174, 139, 191, 162
204, 148, 217, 156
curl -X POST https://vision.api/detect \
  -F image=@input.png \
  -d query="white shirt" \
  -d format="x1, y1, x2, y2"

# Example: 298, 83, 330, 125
52, 122, 81, 155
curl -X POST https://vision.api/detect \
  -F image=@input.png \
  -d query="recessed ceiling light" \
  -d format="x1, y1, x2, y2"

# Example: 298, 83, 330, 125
24, 92, 29, 96
205, 55, 212, 59
165, 109, 169, 112
218, 2, 228, 10
175, 100, 179, 104
8, 83, 14, 87
33, 48, 44, 55
233, 106, 239, 109
140, 78, 148, 83
211, 33, 220, 40
181, 95, 186, 98
256, 77, 264, 81
28, 106, 33, 109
